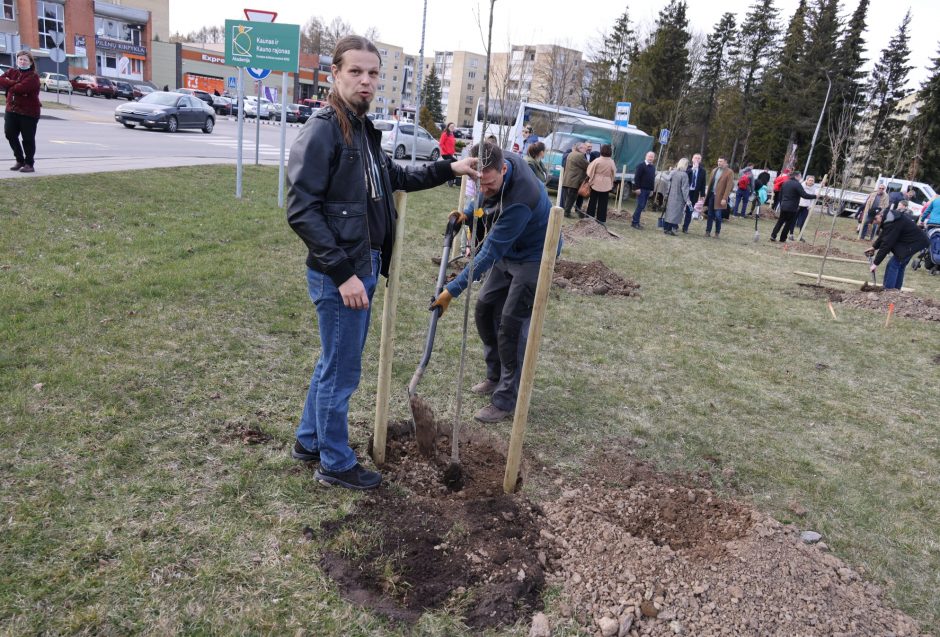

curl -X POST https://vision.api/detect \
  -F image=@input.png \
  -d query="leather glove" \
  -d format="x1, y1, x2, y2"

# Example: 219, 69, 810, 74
448, 210, 468, 227
430, 289, 453, 316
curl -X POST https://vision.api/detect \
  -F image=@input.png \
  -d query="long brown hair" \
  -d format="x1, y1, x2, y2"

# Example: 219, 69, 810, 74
327, 36, 381, 144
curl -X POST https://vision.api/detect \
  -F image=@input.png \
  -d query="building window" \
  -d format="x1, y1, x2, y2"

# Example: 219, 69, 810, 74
467, 83, 473, 91
379, 48, 388, 56
37, 1, 64, 49
467, 71, 476, 79
465, 96, 472, 104
2, 0, 14, 20
464, 107, 471, 116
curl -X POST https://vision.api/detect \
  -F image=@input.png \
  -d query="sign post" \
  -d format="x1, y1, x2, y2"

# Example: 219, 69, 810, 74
236, 67, 244, 198
224, 13, 299, 202
614, 101, 631, 129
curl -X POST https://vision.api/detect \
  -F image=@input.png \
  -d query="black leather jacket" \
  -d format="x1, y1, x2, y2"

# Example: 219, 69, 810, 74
287, 106, 455, 286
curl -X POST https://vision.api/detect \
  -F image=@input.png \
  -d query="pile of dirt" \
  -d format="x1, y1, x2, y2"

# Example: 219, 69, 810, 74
841, 288, 940, 322
787, 242, 864, 261
537, 457, 927, 636
320, 421, 542, 629
816, 230, 866, 243
562, 218, 621, 243
554, 259, 641, 297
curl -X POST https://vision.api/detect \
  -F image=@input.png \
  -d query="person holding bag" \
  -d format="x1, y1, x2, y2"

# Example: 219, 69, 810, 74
585, 144, 617, 223
0, 50, 41, 173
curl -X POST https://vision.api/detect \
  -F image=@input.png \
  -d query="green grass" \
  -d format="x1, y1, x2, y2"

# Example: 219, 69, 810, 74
1, 166, 938, 635
0, 94, 71, 110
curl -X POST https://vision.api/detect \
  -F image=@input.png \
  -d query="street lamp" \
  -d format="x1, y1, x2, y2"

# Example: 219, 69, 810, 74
803, 71, 832, 177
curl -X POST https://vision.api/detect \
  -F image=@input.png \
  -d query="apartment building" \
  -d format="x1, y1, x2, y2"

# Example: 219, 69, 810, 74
489, 43, 585, 109
373, 40, 409, 118
848, 92, 924, 189
434, 49, 487, 128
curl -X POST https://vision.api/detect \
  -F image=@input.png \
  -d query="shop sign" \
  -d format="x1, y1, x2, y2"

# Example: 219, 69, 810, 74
95, 35, 147, 57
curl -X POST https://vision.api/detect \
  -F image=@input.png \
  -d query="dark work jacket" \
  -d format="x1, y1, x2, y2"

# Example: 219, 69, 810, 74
872, 212, 930, 265
287, 105, 455, 286
686, 164, 706, 200
778, 177, 815, 213
634, 161, 655, 191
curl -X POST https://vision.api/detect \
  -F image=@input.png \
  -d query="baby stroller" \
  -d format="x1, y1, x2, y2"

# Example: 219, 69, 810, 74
911, 226, 940, 275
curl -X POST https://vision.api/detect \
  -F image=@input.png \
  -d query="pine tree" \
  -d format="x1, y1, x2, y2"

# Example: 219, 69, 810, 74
911, 43, 940, 185
422, 66, 444, 125
797, 0, 842, 176
862, 11, 913, 178
826, 0, 869, 177
695, 13, 737, 157
587, 7, 636, 119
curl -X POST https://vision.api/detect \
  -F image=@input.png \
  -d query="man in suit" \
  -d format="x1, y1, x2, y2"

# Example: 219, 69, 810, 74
682, 153, 706, 233
631, 151, 656, 229
704, 157, 734, 238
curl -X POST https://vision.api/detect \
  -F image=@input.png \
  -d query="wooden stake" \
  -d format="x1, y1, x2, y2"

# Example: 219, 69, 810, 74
555, 167, 564, 207
371, 191, 408, 466
827, 300, 838, 320
503, 206, 564, 494
787, 252, 869, 265
792, 271, 914, 292
617, 164, 627, 212
884, 302, 895, 328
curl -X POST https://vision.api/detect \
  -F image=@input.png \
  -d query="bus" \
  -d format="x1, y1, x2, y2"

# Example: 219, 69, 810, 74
472, 98, 654, 182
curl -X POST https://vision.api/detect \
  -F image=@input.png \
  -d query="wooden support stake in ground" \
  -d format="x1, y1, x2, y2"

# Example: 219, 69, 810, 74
787, 253, 869, 265
503, 205, 564, 494
617, 164, 627, 212
371, 191, 408, 466
555, 167, 564, 207
792, 271, 914, 292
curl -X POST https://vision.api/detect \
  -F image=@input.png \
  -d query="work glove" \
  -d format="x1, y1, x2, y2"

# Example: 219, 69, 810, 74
448, 210, 468, 228
430, 289, 453, 316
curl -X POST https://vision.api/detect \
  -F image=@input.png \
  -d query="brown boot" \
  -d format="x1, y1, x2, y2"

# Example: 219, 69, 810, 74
19, 165, 35, 173
470, 378, 498, 395
474, 403, 512, 423
10, 162, 24, 171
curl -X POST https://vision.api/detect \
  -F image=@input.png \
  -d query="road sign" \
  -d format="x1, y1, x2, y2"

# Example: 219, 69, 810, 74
244, 8, 277, 22
224, 20, 299, 73
227, 76, 237, 89
614, 101, 631, 128
49, 46, 66, 64
659, 129, 670, 145
246, 67, 271, 80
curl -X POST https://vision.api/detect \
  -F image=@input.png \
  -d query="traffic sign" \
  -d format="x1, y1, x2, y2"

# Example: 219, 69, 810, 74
614, 101, 631, 128
227, 76, 237, 89
224, 20, 300, 73
246, 67, 271, 80
659, 129, 670, 145
244, 8, 277, 22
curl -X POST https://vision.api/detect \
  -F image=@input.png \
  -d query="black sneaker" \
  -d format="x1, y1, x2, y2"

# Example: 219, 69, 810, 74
291, 440, 320, 462
314, 463, 382, 490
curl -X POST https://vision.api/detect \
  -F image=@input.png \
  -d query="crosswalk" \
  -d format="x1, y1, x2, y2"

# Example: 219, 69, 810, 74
177, 134, 287, 158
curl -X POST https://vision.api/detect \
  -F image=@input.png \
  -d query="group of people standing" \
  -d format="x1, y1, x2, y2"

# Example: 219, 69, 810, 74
558, 141, 618, 223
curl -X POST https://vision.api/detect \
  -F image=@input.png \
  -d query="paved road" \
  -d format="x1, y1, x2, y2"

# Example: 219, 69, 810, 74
1, 91, 434, 179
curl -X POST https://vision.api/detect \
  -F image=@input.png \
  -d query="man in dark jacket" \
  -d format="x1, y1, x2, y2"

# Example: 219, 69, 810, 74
682, 153, 706, 233
631, 151, 656, 228
867, 205, 929, 289
286, 36, 478, 490
431, 142, 556, 423
770, 171, 816, 242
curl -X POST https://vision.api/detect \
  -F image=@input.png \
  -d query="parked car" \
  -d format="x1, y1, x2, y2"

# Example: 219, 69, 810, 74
39, 72, 72, 93
295, 104, 313, 123
375, 120, 441, 160
283, 103, 302, 123
210, 95, 232, 116
71, 75, 116, 98
175, 87, 215, 106
114, 91, 215, 133
134, 85, 154, 100
243, 96, 273, 119
112, 81, 135, 100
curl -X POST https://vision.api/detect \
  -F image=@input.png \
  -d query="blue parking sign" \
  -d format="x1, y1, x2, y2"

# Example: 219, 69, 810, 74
659, 129, 670, 145
227, 76, 237, 90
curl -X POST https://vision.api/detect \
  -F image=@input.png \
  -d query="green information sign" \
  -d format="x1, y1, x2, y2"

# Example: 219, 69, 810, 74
224, 20, 300, 73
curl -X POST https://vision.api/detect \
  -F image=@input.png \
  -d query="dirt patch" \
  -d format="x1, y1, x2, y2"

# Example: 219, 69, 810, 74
554, 259, 641, 297
222, 421, 273, 445
538, 455, 927, 636
815, 230, 867, 243
933, 354, 940, 365
788, 242, 865, 260
794, 282, 846, 302
840, 288, 940, 322
322, 422, 540, 629
561, 218, 621, 243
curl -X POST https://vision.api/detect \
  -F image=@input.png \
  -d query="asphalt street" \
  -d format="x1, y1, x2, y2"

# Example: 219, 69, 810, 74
0, 91, 433, 179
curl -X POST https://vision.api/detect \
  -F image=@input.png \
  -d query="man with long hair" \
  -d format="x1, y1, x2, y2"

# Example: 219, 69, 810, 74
286, 36, 478, 490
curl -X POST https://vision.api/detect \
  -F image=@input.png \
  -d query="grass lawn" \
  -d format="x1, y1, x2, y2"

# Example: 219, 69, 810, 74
1, 165, 938, 635
0, 94, 72, 110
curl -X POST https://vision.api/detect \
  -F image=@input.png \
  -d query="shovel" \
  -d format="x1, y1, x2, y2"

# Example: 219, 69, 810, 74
753, 207, 761, 243
408, 213, 463, 457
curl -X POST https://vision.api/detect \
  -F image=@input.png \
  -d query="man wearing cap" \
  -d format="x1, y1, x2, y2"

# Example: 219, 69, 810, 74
866, 204, 929, 289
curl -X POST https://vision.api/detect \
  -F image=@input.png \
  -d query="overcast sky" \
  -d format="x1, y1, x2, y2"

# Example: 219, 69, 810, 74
169, 0, 937, 87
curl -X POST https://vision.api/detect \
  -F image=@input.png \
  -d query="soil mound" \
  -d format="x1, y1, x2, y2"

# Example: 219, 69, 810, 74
816, 230, 866, 243
788, 242, 863, 260
538, 456, 926, 636
841, 288, 940, 322
562, 218, 621, 243
554, 259, 641, 296
321, 422, 542, 629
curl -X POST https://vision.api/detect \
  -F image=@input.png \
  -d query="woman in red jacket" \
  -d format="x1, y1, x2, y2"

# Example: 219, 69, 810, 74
440, 122, 457, 186
1, 50, 41, 173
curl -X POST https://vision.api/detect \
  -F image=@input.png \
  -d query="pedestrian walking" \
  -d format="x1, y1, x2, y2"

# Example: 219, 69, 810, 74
0, 50, 41, 173
440, 122, 459, 186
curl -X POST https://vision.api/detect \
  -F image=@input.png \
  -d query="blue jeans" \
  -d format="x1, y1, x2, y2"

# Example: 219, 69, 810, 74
704, 192, 722, 235
882, 254, 911, 289
295, 250, 381, 473
733, 188, 750, 216
632, 188, 651, 225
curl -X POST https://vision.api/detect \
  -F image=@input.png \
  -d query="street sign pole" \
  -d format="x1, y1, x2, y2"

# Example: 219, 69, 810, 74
278, 70, 288, 208
236, 67, 245, 198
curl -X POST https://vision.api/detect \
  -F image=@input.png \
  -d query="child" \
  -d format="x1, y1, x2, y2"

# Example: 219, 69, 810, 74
755, 181, 770, 217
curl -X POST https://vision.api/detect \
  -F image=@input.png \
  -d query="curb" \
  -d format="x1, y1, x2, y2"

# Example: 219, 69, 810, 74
225, 116, 303, 128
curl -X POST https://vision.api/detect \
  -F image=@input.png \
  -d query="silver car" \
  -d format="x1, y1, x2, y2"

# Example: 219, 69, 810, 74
39, 72, 72, 93
375, 120, 441, 160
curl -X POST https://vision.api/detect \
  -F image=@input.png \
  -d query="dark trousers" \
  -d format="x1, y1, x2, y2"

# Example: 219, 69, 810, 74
632, 188, 651, 225
4, 111, 38, 166
733, 188, 750, 216
562, 186, 579, 216
474, 259, 539, 412
586, 189, 610, 223
704, 192, 723, 235
443, 154, 457, 185
682, 190, 698, 232
795, 206, 809, 232
771, 209, 799, 241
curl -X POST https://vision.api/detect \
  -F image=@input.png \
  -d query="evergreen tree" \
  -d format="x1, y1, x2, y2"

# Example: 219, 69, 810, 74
422, 66, 444, 125
587, 7, 636, 119
826, 0, 869, 177
627, 0, 691, 134
797, 0, 842, 176
862, 11, 913, 177
911, 43, 940, 185
693, 13, 737, 157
